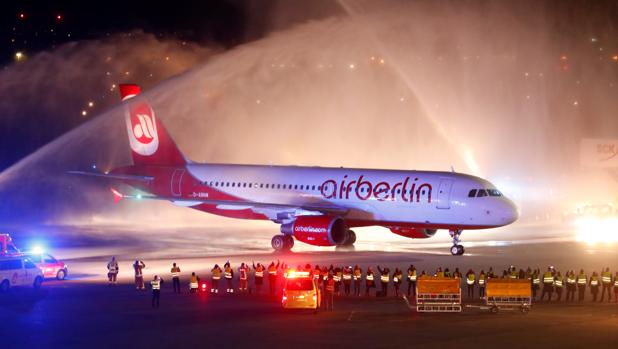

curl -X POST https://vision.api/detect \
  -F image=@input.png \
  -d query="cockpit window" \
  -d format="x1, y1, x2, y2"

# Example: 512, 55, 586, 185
488, 189, 502, 197
468, 189, 477, 197
477, 189, 488, 197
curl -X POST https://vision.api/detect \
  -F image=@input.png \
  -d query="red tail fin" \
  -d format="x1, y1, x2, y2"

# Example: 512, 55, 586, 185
119, 84, 186, 166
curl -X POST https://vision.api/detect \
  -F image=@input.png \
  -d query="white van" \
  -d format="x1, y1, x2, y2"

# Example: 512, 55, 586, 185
0, 255, 44, 292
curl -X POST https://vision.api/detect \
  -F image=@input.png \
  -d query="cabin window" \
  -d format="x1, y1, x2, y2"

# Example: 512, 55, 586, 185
477, 189, 488, 197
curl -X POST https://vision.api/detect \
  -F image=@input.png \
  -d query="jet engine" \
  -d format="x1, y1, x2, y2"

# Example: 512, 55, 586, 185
281, 216, 347, 246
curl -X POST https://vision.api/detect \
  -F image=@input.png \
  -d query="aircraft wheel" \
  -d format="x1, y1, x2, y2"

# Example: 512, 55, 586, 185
457, 245, 465, 255
283, 235, 294, 250
271, 235, 286, 251
344, 230, 356, 246
450, 245, 460, 256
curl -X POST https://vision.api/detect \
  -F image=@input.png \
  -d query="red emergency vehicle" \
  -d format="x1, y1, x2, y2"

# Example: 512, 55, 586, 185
24, 252, 68, 280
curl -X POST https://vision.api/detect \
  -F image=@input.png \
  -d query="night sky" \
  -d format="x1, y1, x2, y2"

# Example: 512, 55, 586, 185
0, 0, 339, 171
1, 0, 618, 173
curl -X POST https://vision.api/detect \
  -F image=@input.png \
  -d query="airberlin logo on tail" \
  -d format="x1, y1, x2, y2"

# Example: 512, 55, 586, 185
124, 101, 159, 156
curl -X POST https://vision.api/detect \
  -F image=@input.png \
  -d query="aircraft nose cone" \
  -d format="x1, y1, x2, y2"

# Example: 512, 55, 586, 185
501, 198, 519, 225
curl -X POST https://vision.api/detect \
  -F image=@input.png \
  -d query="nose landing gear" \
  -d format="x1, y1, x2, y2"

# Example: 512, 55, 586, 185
449, 230, 465, 256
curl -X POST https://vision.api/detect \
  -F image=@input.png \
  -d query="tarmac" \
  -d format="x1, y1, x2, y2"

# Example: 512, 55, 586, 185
1, 236, 618, 349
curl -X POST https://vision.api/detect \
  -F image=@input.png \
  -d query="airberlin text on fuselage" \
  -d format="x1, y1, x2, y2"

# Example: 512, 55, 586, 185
320, 175, 432, 203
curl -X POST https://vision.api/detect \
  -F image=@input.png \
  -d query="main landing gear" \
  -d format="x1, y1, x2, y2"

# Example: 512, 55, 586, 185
341, 230, 356, 246
449, 230, 465, 256
271, 234, 294, 252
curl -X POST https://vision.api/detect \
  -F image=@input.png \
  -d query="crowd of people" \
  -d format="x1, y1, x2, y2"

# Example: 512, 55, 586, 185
105, 257, 618, 308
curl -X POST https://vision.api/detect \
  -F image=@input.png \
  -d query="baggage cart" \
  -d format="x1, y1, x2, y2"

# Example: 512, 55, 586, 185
414, 276, 461, 312
467, 279, 532, 314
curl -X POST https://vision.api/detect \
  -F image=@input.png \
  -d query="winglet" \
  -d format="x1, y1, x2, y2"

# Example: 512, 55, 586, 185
110, 188, 124, 203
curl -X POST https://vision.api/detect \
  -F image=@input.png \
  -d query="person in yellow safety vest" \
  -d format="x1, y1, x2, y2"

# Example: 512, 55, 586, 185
171, 262, 181, 294
453, 268, 462, 279
365, 267, 375, 296
314, 265, 322, 286
321, 266, 329, 283
211, 264, 222, 294
566, 270, 577, 302
190, 272, 199, 293
613, 271, 618, 303
377, 265, 390, 297
435, 267, 444, 278
525, 267, 532, 281
150, 275, 161, 308
133, 260, 146, 290
541, 267, 555, 302
393, 268, 403, 297
554, 271, 564, 301
267, 260, 280, 296
238, 262, 249, 294
531, 269, 541, 300
223, 262, 234, 293
252, 262, 265, 295
333, 267, 343, 296
353, 265, 362, 296
324, 275, 335, 311
589, 271, 600, 301
600, 267, 612, 302
509, 266, 518, 279
107, 256, 119, 286
465, 269, 476, 299
282, 262, 291, 279
478, 270, 486, 298
576, 269, 587, 302
487, 267, 495, 279
342, 266, 353, 296
407, 265, 417, 297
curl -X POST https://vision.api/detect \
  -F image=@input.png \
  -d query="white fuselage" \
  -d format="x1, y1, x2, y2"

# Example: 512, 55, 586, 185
184, 163, 518, 229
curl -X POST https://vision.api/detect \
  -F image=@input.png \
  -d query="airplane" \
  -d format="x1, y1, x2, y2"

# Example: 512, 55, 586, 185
71, 83, 518, 255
